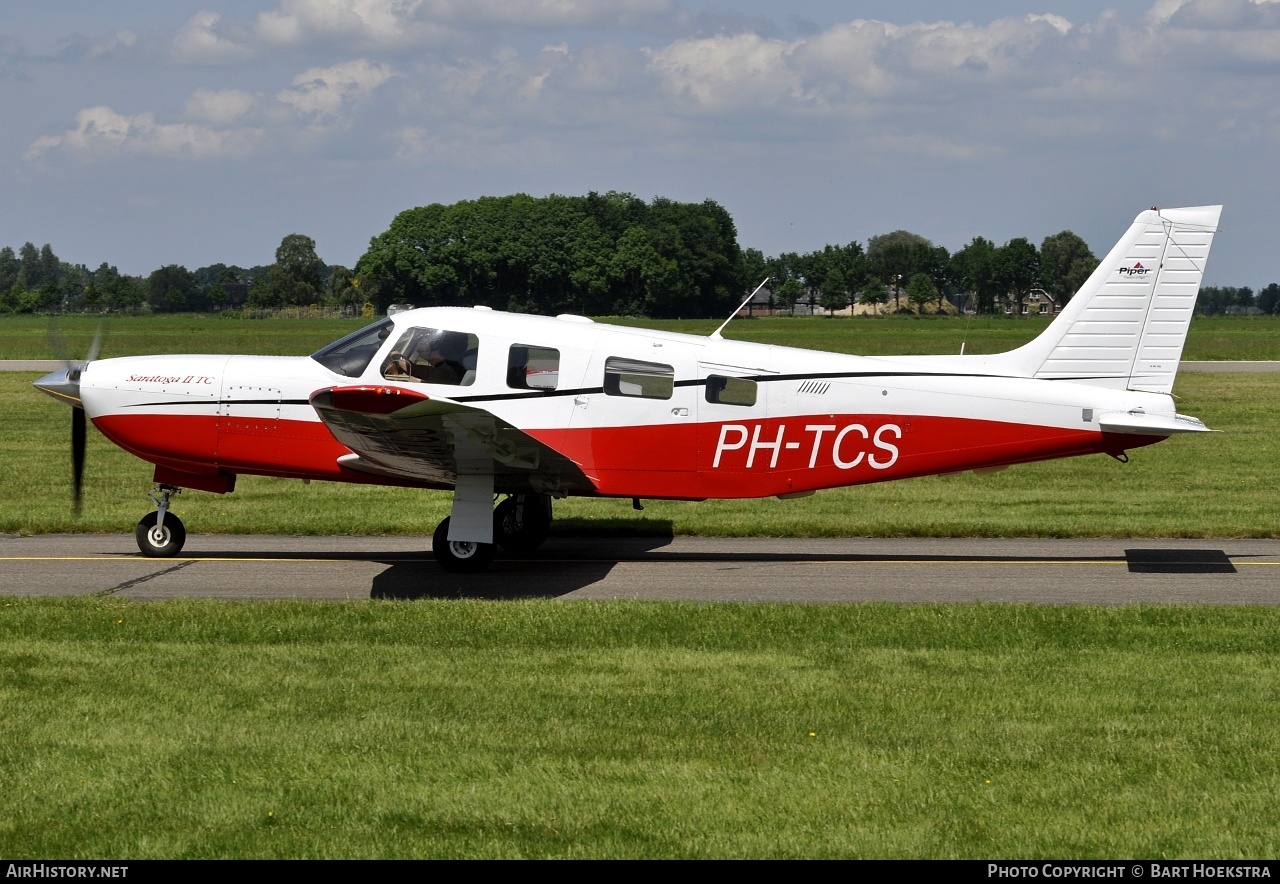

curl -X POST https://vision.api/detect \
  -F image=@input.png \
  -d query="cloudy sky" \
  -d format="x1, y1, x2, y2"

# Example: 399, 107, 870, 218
3, 0, 1277, 287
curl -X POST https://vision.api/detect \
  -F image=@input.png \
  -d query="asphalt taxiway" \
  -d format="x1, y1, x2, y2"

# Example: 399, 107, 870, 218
3, 534, 1277, 604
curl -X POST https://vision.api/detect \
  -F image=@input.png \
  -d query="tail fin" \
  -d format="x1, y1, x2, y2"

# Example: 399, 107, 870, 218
1003, 205, 1222, 393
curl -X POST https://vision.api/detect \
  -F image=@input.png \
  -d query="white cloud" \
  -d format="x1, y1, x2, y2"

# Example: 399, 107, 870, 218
185, 89, 259, 125
257, 0, 429, 47
171, 11, 252, 64
647, 14, 1086, 117
252, 0, 677, 48
647, 34, 808, 112
276, 59, 396, 117
24, 105, 260, 161
1144, 0, 1280, 66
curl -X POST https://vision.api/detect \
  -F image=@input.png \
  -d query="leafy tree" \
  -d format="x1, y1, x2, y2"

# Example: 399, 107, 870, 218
1196, 286, 1255, 315
819, 269, 849, 316
328, 265, 361, 311
18, 242, 41, 289
147, 264, 199, 312
906, 273, 939, 313
566, 217, 614, 315
0, 246, 18, 292
740, 247, 769, 290
1257, 283, 1280, 314
858, 277, 889, 315
115, 275, 146, 313
39, 244, 62, 290
1040, 231, 1097, 305
951, 237, 1002, 314
998, 237, 1040, 315
775, 278, 804, 314
610, 225, 679, 315
359, 193, 744, 318
867, 230, 934, 311
261, 233, 326, 307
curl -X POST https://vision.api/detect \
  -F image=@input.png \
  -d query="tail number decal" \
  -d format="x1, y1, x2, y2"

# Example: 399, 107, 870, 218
713, 422, 901, 471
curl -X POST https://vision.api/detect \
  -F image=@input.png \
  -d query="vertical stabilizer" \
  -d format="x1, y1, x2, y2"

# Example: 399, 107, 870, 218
1002, 205, 1221, 393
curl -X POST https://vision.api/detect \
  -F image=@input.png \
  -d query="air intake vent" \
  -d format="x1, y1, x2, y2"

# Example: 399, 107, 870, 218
797, 380, 830, 395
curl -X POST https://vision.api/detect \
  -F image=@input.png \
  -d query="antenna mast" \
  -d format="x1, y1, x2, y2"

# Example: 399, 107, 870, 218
710, 278, 770, 340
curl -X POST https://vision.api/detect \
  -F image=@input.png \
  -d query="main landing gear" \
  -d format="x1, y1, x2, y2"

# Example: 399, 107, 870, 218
135, 484, 186, 558
431, 493, 552, 573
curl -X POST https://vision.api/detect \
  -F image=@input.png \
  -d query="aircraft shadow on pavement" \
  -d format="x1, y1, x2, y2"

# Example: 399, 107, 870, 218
370, 530, 678, 600
1124, 548, 1237, 574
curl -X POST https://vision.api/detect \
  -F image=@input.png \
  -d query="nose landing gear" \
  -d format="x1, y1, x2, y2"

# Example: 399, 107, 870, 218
136, 484, 186, 558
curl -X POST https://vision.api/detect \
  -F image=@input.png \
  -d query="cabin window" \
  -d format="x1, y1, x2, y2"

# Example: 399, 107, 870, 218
705, 375, 757, 407
381, 327, 479, 386
311, 318, 393, 377
604, 356, 674, 400
507, 345, 560, 391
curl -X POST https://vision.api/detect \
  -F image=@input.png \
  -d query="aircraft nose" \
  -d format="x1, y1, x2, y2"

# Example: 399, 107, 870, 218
33, 365, 84, 408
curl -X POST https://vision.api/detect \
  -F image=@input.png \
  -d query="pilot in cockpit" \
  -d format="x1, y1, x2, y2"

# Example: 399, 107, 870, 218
382, 329, 468, 385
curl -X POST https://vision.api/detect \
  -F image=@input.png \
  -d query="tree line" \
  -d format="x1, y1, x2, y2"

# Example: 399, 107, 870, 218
3, 193, 1277, 319
357, 192, 742, 318
0, 236, 360, 316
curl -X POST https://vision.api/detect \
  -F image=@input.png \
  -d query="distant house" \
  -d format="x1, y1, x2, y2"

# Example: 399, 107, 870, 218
732, 285, 778, 317
1016, 289, 1058, 315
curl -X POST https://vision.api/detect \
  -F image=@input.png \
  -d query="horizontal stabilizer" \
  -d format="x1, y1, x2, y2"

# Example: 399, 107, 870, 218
1097, 411, 1211, 436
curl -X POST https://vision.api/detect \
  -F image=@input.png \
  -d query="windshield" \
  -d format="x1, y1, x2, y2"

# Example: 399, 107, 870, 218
310, 318, 394, 377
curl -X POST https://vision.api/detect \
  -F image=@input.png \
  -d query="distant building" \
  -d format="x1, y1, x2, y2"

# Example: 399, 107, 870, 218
1016, 289, 1058, 315
732, 286, 777, 317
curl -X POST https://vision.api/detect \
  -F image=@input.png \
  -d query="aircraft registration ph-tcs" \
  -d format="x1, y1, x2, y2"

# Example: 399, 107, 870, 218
36, 205, 1222, 572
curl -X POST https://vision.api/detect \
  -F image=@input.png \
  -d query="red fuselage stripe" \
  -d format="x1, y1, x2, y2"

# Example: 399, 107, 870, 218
91, 412, 1154, 500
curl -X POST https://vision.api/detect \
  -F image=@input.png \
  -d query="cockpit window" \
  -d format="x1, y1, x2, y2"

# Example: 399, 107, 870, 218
310, 319, 393, 377
380, 327, 478, 386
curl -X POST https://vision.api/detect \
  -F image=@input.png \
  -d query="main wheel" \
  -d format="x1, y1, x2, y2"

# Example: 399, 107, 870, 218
432, 517, 496, 573
135, 511, 186, 558
492, 494, 552, 554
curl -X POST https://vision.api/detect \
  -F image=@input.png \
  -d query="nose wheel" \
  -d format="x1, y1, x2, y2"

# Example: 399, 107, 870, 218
136, 484, 186, 558
136, 511, 187, 558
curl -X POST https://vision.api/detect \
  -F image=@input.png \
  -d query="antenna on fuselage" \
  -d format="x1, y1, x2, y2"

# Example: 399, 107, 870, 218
710, 278, 770, 340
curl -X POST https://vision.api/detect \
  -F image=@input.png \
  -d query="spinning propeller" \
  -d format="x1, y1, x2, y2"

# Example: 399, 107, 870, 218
33, 322, 102, 514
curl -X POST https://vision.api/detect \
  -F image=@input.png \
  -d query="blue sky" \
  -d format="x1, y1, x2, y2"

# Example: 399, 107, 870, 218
2, 1, 1277, 288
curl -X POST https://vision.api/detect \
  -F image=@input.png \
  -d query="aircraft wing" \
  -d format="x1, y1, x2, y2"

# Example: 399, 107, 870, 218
310, 385, 597, 496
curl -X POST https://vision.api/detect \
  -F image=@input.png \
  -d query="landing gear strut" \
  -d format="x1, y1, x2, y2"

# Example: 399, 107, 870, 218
492, 494, 552, 554
431, 493, 553, 573
136, 484, 186, 558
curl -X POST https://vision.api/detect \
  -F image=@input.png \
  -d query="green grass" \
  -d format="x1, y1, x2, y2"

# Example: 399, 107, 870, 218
4, 371, 1277, 538
3, 313, 1279, 360
1, 598, 1277, 858
0, 314, 370, 360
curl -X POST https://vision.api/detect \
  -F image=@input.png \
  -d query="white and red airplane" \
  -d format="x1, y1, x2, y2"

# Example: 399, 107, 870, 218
36, 205, 1222, 571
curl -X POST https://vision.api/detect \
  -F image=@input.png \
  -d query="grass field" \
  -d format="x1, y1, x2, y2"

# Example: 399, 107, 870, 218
3, 312, 1280, 360
1, 598, 1278, 859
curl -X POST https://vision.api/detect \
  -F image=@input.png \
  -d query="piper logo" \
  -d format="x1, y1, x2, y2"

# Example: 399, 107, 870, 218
1118, 262, 1152, 277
